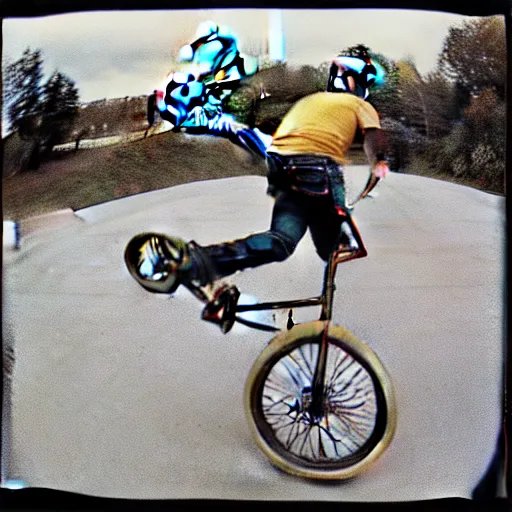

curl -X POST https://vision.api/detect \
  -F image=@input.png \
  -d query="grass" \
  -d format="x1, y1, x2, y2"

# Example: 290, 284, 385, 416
2, 131, 268, 221
3, 135, 503, 222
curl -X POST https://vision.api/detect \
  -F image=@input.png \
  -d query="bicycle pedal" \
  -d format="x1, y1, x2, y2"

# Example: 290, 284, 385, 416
201, 284, 240, 333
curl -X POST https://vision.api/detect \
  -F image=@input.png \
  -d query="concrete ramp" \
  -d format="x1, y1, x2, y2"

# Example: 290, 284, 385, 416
20, 209, 84, 236
2, 171, 505, 501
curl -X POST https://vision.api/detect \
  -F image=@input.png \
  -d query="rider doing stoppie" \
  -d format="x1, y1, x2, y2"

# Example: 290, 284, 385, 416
126, 37, 390, 299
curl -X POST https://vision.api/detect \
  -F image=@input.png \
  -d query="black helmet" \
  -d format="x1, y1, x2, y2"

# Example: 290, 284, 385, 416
327, 55, 385, 99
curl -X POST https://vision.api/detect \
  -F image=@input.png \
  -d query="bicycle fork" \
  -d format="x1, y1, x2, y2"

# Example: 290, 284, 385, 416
310, 216, 367, 421
310, 256, 337, 421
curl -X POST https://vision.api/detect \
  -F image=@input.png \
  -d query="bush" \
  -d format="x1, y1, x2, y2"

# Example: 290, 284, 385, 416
452, 154, 467, 178
381, 118, 426, 171
427, 123, 471, 175
424, 90, 505, 194
470, 143, 505, 191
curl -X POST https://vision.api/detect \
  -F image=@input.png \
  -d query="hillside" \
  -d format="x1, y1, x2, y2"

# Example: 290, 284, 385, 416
70, 96, 148, 141
2, 131, 268, 221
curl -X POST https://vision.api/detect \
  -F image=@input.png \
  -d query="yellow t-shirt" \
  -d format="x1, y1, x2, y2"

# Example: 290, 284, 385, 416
267, 92, 381, 165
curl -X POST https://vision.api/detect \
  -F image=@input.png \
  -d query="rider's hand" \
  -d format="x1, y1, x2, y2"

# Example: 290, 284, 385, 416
372, 161, 390, 179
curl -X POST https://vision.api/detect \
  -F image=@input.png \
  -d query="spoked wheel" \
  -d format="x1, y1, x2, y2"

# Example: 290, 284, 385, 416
245, 321, 396, 480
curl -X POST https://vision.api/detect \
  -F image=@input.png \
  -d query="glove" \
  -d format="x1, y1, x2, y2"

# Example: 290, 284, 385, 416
372, 161, 390, 179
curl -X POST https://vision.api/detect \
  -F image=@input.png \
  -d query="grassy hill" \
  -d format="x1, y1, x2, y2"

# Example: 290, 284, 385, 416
3, 130, 495, 222
2, 131, 268, 221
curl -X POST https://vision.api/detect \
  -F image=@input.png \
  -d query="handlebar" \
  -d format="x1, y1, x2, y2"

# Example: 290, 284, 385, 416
346, 173, 380, 210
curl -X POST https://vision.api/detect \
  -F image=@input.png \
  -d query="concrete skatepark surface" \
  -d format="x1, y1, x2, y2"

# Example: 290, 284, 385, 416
2, 170, 505, 500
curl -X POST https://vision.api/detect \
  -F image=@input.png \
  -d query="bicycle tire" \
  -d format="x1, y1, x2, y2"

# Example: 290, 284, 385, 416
244, 321, 396, 480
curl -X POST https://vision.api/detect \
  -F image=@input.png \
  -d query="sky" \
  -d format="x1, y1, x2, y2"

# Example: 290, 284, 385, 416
2, 9, 480, 108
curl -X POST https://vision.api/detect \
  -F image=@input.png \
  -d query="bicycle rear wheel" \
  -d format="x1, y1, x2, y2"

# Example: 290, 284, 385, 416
244, 321, 396, 480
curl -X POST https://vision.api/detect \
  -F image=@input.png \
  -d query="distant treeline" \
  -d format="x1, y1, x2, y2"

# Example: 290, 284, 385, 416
68, 96, 149, 141
4, 16, 505, 194
227, 16, 506, 193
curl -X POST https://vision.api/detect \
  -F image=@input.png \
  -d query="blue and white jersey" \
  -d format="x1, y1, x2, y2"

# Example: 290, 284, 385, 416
157, 71, 207, 128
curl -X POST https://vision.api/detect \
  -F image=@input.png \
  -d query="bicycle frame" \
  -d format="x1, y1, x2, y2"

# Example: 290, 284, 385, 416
186, 175, 378, 421
182, 214, 367, 333
233, 213, 369, 420
234, 214, 368, 331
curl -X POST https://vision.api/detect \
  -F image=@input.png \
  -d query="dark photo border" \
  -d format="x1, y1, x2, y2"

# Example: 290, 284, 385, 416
1, 0, 510, 510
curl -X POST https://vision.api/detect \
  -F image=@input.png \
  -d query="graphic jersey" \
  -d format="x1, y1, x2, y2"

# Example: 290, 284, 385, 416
268, 92, 381, 165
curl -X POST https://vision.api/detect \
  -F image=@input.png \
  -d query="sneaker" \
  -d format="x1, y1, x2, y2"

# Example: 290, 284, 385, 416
124, 233, 192, 294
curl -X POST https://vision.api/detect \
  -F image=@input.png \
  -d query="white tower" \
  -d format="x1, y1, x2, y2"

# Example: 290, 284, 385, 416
268, 9, 285, 62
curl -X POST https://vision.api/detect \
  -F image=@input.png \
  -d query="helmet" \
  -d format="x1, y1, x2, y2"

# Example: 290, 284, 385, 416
178, 21, 258, 88
124, 233, 190, 294
178, 21, 238, 77
327, 55, 385, 99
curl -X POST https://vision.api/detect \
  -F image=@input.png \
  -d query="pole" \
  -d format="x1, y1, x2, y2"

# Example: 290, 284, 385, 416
268, 9, 285, 63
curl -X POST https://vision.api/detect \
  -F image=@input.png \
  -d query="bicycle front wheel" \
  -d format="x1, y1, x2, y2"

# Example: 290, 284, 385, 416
244, 321, 396, 480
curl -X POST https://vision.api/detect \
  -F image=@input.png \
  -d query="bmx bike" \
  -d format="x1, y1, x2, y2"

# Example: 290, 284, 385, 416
124, 174, 396, 480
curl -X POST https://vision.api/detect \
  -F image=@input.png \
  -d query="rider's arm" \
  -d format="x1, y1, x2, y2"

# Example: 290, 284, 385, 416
363, 128, 390, 178
357, 99, 390, 178
181, 113, 271, 161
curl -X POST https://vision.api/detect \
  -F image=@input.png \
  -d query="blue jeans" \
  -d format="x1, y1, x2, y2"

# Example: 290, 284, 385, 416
195, 128, 351, 280
269, 189, 346, 261
201, 188, 347, 280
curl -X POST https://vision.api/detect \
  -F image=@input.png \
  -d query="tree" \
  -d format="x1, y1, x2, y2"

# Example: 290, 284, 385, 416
395, 59, 430, 136
421, 71, 457, 138
225, 83, 259, 125
315, 61, 332, 90
463, 88, 505, 189
40, 71, 80, 153
432, 17, 506, 192
394, 59, 456, 140
3, 47, 80, 169
439, 16, 506, 104
295, 64, 325, 97
3, 48, 44, 137
341, 44, 371, 60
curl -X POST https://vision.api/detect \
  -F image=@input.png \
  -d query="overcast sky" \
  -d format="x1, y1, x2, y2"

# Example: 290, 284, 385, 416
3, 8, 478, 105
